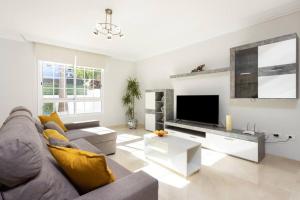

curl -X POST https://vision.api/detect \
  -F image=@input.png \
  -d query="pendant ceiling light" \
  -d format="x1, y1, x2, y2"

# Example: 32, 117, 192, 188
93, 8, 124, 39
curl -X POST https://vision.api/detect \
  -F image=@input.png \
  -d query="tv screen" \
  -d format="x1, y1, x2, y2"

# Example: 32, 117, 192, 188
176, 95, 219, 125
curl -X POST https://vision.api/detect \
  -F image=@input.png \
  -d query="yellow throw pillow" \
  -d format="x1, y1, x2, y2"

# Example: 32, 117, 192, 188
39, 112, 67, 131
48, 145, 115, 193
43, 129, 69, 142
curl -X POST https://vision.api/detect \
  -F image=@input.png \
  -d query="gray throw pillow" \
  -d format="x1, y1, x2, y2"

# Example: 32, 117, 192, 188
34, 118, 44, 133
48, 137, 79, 149
44, 121, 66, 136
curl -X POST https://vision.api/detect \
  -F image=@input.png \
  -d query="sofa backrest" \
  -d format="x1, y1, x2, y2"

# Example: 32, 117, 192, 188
0, 107, 79, 200
0, 111, 42, 187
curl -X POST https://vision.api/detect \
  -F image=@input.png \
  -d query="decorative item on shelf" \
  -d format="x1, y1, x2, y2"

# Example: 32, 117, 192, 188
225, 114, 232, 131
153, 130, 168, 137
122, 77, 141, 129
161, 96, 165, 101
191, 64, 205, 73
243, 123, 256, 135
160, 106, 164, 112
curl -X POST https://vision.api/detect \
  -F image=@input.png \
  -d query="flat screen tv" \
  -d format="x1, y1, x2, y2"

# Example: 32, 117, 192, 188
176, 95, 219, 125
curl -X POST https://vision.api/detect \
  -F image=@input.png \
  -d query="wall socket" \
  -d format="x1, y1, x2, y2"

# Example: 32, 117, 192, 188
272, 133, 295, 140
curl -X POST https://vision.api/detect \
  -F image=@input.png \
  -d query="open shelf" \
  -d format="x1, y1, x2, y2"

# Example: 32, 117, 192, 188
145, 89, 174, 131
170, 67, 230, 79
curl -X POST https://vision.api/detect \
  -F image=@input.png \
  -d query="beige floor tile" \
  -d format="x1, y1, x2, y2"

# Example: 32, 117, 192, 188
108, 128, 300, 200
290, 190, 300, 200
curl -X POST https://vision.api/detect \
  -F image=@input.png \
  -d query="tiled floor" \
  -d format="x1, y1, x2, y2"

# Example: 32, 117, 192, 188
109, 127, 300, 200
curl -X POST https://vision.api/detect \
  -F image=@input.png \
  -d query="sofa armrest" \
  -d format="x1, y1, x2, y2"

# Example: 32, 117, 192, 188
65, 120, 100, 130
74, 171, 158, 200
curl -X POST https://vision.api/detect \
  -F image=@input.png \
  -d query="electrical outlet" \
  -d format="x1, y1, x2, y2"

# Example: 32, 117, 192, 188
288, 134, 295, 139
273, 134, 279, 137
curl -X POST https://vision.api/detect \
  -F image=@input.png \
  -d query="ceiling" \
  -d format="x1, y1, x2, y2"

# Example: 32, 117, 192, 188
0, 0, 299, 61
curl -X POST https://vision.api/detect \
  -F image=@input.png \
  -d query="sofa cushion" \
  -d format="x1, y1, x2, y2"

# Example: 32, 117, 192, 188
0, 119, 43, 187
48, 145, 115, 193
43, 129, 68, 142
67, 127, 117, 142
106, 158, 132, 180
39, 112, 67, 131
34, 118, 44, 133
49, 137, 79, 149
2, 156, 80, 200
58, 138, 131, 180
44, 121, 66, 135
71, 138, 102, 154
3, 110, 35, 126
64, 120, 100, 130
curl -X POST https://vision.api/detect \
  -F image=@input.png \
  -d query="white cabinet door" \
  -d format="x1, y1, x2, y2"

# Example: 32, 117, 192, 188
145, 114, 155, 131
166, 129, 205, 145
228, 139, 258, 162
145, 92, 155, 110
205, 133, 230, 153
206, 133, 258, 162
258, 38, 296, 67
258, 74, 296, 98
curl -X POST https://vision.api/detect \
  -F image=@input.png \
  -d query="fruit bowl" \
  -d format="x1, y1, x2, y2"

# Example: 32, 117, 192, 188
153, 130, 168, 137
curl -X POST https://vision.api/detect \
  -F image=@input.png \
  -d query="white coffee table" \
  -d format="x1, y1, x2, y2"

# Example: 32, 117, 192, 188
144, 134, 201, 177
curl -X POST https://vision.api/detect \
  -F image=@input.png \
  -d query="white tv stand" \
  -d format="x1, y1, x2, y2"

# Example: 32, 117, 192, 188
165, 120, 265, 162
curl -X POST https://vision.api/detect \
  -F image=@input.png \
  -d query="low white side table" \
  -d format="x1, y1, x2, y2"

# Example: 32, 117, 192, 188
144, 134, 201, 177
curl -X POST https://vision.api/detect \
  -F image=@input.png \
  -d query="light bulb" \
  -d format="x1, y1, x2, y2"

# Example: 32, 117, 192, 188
115, 26, 121, 32
93, 30, 99, 35
96, 23, 102, 30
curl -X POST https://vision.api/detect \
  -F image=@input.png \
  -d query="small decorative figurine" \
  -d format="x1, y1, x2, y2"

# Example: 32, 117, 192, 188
191, 64, 205, 73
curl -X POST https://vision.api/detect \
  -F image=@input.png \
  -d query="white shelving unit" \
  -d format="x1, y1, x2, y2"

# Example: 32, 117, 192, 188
145, 89, 174, 131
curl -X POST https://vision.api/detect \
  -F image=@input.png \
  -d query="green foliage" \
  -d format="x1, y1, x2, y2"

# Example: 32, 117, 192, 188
76, 68, 84, 79
85, 69, 94, 79
122, 78, 141, 120
43, 103, 54, 115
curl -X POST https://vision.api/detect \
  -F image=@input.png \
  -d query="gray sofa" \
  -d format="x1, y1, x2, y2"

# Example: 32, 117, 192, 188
0, 107, 158, 200
64, 121, 117, 155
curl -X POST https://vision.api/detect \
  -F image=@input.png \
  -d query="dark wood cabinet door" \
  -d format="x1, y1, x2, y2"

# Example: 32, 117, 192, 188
235, 47, 258, 98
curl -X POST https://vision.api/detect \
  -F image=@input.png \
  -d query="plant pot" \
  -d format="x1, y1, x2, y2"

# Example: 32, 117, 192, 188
128, 119, 138, 129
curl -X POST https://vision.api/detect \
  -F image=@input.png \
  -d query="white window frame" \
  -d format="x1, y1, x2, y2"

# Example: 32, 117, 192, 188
38, 60, 103, 116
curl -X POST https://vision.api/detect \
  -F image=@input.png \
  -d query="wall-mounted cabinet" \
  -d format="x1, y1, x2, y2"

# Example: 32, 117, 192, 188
231, 33, 298, 99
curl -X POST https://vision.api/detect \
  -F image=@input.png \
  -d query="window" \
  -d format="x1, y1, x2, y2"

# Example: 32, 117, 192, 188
40, 61, 102, 115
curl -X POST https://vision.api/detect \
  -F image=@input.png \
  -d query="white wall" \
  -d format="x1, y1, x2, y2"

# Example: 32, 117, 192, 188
136, 11, 300, 161
0, 38, 136, 127
96, 58, 136, 126
0, 38, 37, 123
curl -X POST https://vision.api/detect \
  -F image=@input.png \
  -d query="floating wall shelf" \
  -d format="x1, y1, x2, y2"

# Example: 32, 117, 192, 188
170, 67, 230, 79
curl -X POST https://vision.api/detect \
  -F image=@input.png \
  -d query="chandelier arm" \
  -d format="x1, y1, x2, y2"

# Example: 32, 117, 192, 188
94, 8, 123, 38
105, 11, 108, 30
110, 13, 112, 31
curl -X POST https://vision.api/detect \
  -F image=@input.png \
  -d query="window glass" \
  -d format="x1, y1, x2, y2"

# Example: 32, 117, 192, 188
41, 61, 102, 115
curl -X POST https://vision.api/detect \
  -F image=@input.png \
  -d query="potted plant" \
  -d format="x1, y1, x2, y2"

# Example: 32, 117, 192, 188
122, 78, 141, 129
